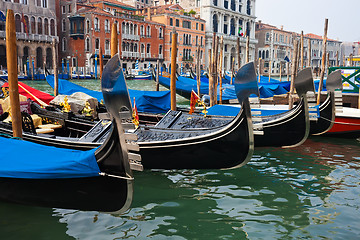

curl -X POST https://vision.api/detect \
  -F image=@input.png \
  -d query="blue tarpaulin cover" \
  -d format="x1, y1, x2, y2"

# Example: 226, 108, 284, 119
0, 137, 100, 179
160, 75, 291, 99
46, 76, 171, 113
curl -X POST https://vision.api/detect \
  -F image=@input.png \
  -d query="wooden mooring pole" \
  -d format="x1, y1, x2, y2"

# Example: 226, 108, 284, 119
300, 31, 304, 69
218, 36, 224, 104
156, 59, 160, 91
52, 38, 58, 96
289, 39, 299, 109
6, 9, 22, 138
99, 47, 103, 79
111, 22, 118, 57
237, 37, 241, 69
307, 38, 312, 67
170, 28, 178, 110
196, 45, 201, 96
317, 18, 328, 105
246, 35, 250, 63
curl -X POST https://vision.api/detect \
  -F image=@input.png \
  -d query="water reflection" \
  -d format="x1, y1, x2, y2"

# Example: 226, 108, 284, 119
49, 137, 359, 239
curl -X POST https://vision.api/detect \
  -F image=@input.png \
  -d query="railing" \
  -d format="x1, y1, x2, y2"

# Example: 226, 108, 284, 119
122, 34, 140, 41
9, 32, 59, 43
105, 49, 110, 55
158, 54, 163, 59
146, 53, 151, 58
141, 53, 146, 58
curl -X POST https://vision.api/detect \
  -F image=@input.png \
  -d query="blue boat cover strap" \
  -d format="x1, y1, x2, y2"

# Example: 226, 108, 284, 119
0, 137, 100, 179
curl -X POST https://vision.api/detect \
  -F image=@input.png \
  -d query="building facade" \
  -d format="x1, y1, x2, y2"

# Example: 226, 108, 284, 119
255, 21, 293, 76
138, 4, 206, 72
0, 0, 59, 74
179, 0, 257, 71
59, 0, 165, 74
255, 21, 342, 76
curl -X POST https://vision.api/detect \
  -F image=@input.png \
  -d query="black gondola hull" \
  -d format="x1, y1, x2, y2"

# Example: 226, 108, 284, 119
254, 98, 310, 148
138, 105, 253, 169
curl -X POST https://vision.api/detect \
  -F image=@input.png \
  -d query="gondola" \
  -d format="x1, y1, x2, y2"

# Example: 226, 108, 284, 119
0, 54, 140, 213
156, 68, 315, 148
310, 70, 342, 135
134, 62, 258, 169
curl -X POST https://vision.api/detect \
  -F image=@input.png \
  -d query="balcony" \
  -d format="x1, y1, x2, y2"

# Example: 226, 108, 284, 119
122, 34, 140, 41
105, 49, 110, 55
0, 31, 58, 43
141, 53, 146, 59
158, 54, 163, 59
146, 53, 151, 58
69, 15, 85, 40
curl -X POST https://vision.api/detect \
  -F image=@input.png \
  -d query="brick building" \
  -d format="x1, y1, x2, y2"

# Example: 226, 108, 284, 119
0, 0, 59, 74
137, 4, 206, 72
59, 0, 165, 75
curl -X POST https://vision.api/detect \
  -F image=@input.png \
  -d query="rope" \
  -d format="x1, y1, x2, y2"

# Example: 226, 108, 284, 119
319, 116, 360, 126
0, 133, 23, 140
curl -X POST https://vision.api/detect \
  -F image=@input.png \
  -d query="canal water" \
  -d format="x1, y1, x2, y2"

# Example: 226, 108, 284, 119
0, 79, 359, 239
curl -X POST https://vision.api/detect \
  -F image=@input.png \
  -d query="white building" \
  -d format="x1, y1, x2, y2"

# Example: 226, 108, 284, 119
166, 0, 257, 71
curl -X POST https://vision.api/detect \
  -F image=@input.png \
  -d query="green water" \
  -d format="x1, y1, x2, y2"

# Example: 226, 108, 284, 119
1, 80, 359, 239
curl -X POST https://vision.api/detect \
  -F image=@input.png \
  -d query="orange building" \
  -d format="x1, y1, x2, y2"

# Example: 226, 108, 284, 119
59, 0, 165, 75
138, 4, 206, 72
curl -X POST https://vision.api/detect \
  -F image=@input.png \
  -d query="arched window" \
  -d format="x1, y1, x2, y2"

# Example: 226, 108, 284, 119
183, 34, 186, 45
266, 50, 269, 59
105, 40, 110, 52
159, 45, 162, 55
105, 19, 109, 32
140, 25, 144, 36
146, 44, 150, 53
37, 17, 43, 34
44, 18, 49, 35
231, 0, 236, 11
50, 19, 55, 35
114, 20, 118, 33
126, 23, 129, 34
23, 15, 29, 34
230, 18, 235, 35
62, 37, 66, 52
134, 43, 138, 53
31, 16, 36, 34
147, 26, 151, 37
212, 14, 218, 33
213, 0, 218, 6
159, 27, 163, 38
15, 14, 21, 33
122, 42, 125, 51
134, 24, 137, 35
85, 37, 90, 52
95, 38, 100, 50
62, 19, 66, 32
94, 17, 99, 31
246, 22, 250, 37
141, 44, 145, 53
122, 22, 125, 34
246, 0, 251, 15
130, 23, 133, 35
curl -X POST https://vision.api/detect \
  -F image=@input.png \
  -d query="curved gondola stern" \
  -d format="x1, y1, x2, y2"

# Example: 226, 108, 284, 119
281, 68, 314, 148
229, 62, 259, 168
312, 70, 342, 135
97, 54, 143, 213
